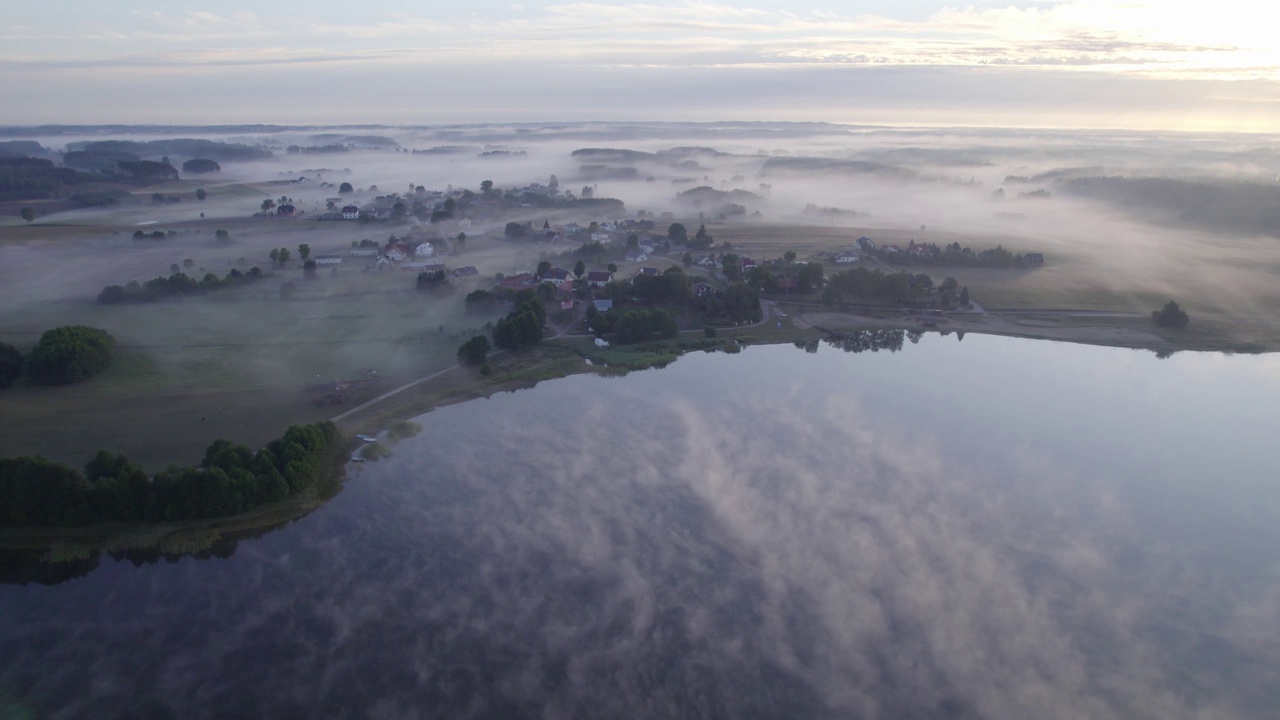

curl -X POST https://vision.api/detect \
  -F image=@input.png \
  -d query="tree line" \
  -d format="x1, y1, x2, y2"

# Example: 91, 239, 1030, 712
0, 422, 342, 528
98, 267, 269, 304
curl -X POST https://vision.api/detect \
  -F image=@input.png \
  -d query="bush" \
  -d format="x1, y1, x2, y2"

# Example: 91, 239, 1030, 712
1152, 301, 1190, 329
28, 326, 114, 385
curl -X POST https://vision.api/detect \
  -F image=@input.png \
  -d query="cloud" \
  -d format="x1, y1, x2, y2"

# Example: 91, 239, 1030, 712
2, 1, 1276, 81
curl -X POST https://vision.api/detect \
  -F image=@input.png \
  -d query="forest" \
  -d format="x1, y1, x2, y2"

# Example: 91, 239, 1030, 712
0, 422, 342, 528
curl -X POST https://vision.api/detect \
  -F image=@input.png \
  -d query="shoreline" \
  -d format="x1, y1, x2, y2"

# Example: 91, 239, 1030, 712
3, 306, 1269, 575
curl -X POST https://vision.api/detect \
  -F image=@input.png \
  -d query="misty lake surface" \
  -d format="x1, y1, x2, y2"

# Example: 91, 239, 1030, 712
3, 335, 1279, 719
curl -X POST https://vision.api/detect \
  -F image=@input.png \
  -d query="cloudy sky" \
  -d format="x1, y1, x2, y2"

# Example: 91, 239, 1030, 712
4, 0, 1277, 131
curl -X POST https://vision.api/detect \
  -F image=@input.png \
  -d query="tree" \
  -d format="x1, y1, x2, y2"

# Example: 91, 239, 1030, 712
690, 223, 711, 249
783, 250, 797, 264
182, 258, 194, 269
721, 253, 742, 282
457, 335, 491, 366
456, 232, 467, 253
261, 198, 275, 213
28, 326, 115, 386
505, 221, 528, 240
574, 260, 586, 278
303, 260, 317, 279
1152, 301, 1190, 329
269, 248, 279, 265
682, 251, 693, 267
20, 207, 35, 224
297, 243, 311, 261
668, 223, 688, 243
277, 247, 290, 265
548, 174, 558, 189
0, 341, 22, 388
195, 188, 207, 201
480, 180, 493, 194
959, 286, 970, 308
339, 182, 354, 193
536, 260, 552, 278
607, 263, 618, 273
215, 229, 230, 244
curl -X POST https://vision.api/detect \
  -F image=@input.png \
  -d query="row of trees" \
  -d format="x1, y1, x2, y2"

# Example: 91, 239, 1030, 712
880, 242, 1032, 269
589, 308, 679, 343
821, 267, 957, 306
740, 261, 824, 295
26, 326, 115, 386
98, 267, 268, 304
0, 422, 342, 527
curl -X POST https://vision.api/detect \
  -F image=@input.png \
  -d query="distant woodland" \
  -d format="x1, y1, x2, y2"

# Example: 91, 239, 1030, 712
1058, 176, 1280, 237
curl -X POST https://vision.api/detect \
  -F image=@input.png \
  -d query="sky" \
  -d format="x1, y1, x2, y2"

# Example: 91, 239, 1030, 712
3, 0, 1279, 131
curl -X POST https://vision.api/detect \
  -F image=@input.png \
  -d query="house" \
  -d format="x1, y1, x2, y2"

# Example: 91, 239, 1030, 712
541, 267, 572, 283
907, 241, 931, 258
695, 255, 717, 267
632, 267, 660, 283
314, 254, 342, 265
562, 222, 582, 235
498, 272, 538, 289
383, 243, 411, 262
1024, 252, 1045, 266
413, 242, 435, 258
856, 236, 876, 250
560, 299, 575, 311
882, 244, 901, 255
835, 250, 860, 264
591, 232, 611, 243
277, 204, 296, 216
342, 205, 360, 220
458, 218, 472, 229
450, 266, 479, 278
593, 299, 613, 312
404, 262, 447, 273
586, 271, 613, 288
692, 282, 715, 298
740, 257, 757, 269
349, 248, 378, 257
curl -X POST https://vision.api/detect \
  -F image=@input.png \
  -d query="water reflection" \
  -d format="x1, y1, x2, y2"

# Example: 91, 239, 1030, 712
1, 336, 1277, 719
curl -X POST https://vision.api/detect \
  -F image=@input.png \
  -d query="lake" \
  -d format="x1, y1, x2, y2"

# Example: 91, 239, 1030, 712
3, 333, 1279, 719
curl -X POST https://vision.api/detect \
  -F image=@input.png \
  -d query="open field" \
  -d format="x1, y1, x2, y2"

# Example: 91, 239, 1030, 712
4, 184, 1279, 472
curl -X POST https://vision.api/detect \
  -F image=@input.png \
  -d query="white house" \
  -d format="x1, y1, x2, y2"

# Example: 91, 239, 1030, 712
835, 251, 860, 264
314, 254, 343, 265
414, 242, 435, 258
458, 218, 472, 229
349, 248, 378, 257
591, 232, 611, 243
342, 205, 360, 220
586, 271, 613, 288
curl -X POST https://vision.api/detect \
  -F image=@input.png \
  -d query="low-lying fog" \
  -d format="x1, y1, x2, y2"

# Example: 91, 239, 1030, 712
7, 122, 1279, 320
